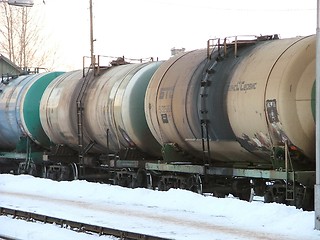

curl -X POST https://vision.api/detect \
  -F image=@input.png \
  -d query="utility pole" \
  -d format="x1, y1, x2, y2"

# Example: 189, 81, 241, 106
316, 0, 320, 231
89, 0, 95, 71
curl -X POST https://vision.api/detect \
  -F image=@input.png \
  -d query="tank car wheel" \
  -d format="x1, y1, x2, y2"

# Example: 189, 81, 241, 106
252, 179, 267, 196
238, 188, 254, 202
113, 169, 130, 187
114, 175, 128, 187
113, 175, 119, 185
300, 187, 314, 211
69, 163, 79, 180
290, 184, 314, 210
146, 172, 154, 190
212, 191, 226, 198
158, 180, 167, 191
132, 169, 147, 188
232, 178, 252, 201
114, 175, 127, 187
47, 171, 58, 180
27, 163, 39, 176
18, 162, 40, 177
187, 174, 203, 194
273, 190, 286, 204
42, 165, 47, 178
264, 190, 274, 203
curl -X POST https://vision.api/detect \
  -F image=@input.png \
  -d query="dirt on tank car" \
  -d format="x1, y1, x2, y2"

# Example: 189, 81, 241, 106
227, 35, 315, 170
40, 62, 162, 158
145, 35, 316, 171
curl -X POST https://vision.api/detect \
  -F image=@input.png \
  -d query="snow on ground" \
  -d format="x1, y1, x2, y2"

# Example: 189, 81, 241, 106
0, 216, 118, 240
0, 174, 319, 240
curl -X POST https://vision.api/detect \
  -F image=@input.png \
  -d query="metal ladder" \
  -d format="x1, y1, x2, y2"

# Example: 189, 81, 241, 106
76, 64, 95, 176
284, 141, 295, 201
200, 73, 211, 166
200, 41, 221, 166
202, 35, 258, 166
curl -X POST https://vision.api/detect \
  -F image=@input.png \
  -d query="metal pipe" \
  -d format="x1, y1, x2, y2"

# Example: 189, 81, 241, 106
82, 56, 85, 77
234, 36, 238, 57
315, 0, 320, 230
207, 40, 210, 59
89, 0, 95, 69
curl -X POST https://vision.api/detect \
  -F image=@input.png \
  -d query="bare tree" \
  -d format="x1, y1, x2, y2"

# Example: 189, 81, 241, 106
0, 2, 57, 70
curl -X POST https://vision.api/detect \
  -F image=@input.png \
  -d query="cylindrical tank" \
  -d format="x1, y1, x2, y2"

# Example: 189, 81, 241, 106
145, 35, 316, 166
145, 51, 206, 156
0, 72, 64, 150
145, 50, 262, 163
40, 62, 162, 156
40, 70, 86, 150
227, 35, 315, 161
84, 62, 162, 156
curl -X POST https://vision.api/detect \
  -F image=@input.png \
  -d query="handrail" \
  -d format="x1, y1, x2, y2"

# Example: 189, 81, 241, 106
207, 35, 260, 59
82, 54, 156, 76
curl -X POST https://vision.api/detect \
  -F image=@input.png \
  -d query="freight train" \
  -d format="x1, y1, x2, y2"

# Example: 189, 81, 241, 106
0, 34, 316, 210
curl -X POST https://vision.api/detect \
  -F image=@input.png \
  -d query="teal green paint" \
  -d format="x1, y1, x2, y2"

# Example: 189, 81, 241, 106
23, 72, 64, 148
129, 62, 162, 155
15, 136, 28, 152
0, 151, 43, 163
161, 143, 189, 163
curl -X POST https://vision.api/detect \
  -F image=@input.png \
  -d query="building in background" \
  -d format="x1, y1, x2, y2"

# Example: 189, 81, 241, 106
7, 0, 34, 7
0, 53, 23, 77
171, 47, 185, 56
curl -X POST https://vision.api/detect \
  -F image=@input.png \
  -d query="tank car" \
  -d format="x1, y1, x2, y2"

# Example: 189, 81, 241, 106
39, 61, 162, 181
144, 35, 315, 209
0, 72, 64, 173
145, 35, 315, 166
0, 35, 316, 210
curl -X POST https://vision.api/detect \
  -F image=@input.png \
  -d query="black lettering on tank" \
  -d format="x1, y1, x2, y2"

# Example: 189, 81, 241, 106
161, 113, 169, 123
159, 87, 174, 99
159, 105, 171, 123
228, 81, 257, 92
158, 105, 172, 113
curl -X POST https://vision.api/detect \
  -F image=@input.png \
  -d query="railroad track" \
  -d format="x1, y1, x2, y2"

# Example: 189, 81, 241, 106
0, 207, 171, 240
0, 235, 18, 240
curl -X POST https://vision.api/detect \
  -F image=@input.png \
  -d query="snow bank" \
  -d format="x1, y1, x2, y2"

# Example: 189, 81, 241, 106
0, 174, 319, 240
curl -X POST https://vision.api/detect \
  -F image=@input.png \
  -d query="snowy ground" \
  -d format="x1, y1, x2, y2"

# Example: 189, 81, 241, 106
0, 174, 319, 240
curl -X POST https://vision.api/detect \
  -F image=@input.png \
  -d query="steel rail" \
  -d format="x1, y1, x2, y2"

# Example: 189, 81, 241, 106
0, 207, 172, 240
0, 235, 20, 240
